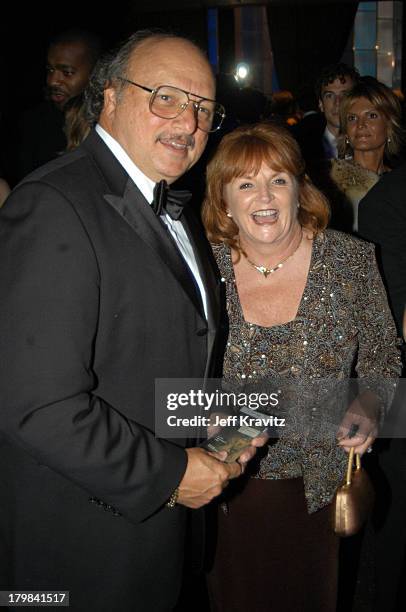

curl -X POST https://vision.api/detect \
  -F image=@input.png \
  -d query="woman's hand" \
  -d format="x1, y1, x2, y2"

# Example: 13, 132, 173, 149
238, 431, 269, 472
336, 392, 379, 455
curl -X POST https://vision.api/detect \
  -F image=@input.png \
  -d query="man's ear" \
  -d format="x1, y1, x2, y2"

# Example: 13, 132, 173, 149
99, 87, 118, 130
103, 87, 118, 119
318, 98, 324, 114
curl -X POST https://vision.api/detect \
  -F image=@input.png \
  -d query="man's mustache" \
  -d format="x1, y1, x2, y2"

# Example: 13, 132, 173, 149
157, 133, 195, 149
45, 86, 68, 98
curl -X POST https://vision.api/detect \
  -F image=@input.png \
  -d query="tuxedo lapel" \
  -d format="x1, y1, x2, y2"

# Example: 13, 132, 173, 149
104, 180, 205, 317
181, 207, 222, 382
181, 207, 220, 329
82, 129, 215, 324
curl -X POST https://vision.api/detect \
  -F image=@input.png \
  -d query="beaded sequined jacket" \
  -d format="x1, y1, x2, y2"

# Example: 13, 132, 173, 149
213, 230, 401, 513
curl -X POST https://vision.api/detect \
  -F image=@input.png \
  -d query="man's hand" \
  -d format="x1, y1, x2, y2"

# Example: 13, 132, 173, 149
177, 447, 242, 509
206, 412, 270, 474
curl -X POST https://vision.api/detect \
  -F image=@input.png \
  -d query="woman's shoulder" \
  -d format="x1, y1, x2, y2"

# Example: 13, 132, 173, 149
210, 241, 232, 275
330, 158, 354, 180
330, 158, 351, 171
313, 231, 378, 290
330, 158, 378, 191
211, 241, 229, 261
319, 229, 375, 262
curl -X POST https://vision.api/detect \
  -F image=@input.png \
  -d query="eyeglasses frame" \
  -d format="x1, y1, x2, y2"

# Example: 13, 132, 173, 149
116, 76, 226, 133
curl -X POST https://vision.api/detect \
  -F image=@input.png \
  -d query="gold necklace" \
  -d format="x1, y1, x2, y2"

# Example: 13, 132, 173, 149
243, 230, 303, 279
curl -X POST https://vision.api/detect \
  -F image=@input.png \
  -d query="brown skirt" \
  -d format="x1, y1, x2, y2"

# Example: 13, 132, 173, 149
207, 477, 339, 612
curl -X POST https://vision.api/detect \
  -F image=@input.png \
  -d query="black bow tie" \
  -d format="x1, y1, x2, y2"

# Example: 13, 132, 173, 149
152, 180, 192, 220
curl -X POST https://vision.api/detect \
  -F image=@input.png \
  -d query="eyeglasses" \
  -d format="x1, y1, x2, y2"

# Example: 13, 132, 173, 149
117, 77, 226, 133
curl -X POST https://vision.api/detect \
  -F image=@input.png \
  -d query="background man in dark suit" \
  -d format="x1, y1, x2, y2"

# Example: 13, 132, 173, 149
13, 28, 101, 182
359, 163, 406, 336
0, 31, 257, 611
358, 165, 406, 611
292, 63, 359, 231
293, 63, 358, 171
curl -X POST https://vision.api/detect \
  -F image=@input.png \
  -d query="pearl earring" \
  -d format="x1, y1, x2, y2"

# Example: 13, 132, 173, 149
387, 137, 392, 143
345, 137, 350, 145
226, 212, 232, 218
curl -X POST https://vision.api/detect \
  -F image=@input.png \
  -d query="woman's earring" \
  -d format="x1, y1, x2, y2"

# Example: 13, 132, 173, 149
387, 137, 392, 144
226, 212, 232, 218
297, 202, 300, 209
345, 137, 350, 145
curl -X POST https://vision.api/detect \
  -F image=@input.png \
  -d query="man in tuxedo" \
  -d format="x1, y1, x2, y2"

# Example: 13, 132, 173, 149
0, 31, 254, 611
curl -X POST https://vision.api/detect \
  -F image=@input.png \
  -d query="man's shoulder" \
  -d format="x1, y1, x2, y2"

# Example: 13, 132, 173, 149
6, 141, 108, 222
17, 131, 112, 191
360, 163, 406, 217
18, 147, 91, 190
380, 162, 406, 190
2, 138, 117, 245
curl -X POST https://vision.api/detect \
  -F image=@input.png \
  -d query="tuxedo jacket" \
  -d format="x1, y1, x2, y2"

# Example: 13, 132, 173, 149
358, 162, 406, 335
0, 130, 225, 611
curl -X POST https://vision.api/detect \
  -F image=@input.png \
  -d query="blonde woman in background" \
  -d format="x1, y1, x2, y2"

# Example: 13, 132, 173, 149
330, 77, 403, 232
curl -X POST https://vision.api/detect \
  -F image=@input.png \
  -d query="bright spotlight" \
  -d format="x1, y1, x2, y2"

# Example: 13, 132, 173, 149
235, 62, 250, 83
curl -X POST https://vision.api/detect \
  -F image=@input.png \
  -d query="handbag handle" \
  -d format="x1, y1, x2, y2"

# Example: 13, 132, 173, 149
345, 447, 362, 485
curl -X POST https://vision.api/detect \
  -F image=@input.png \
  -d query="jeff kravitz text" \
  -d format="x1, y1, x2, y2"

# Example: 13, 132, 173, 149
166, 414, 285, 427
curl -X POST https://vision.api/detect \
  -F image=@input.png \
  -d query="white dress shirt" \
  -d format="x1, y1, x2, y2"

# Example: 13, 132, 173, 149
96, 124, 208, 318
322, 126, 338, 159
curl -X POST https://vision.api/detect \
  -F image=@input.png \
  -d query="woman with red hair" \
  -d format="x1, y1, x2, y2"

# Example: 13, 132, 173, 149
203, 122, 400, 612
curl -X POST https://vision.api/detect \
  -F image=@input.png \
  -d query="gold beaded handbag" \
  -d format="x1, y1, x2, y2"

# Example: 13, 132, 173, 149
332, 447, 375, 537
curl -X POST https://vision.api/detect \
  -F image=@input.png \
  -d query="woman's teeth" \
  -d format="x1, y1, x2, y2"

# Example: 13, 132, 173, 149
252, 210, 278, 218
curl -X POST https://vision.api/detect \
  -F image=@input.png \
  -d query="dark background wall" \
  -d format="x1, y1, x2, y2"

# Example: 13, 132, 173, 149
0, 2, 240, 188
2, 2, 405, 116
0, 3, 236, 118
1, 2, 405, 140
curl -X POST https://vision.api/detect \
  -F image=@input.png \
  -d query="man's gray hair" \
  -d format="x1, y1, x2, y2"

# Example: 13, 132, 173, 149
84, 30, 209, 126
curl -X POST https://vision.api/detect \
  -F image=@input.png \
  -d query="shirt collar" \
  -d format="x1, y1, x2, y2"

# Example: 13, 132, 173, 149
96, 124, 155, 204
324, 126, 337, 147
